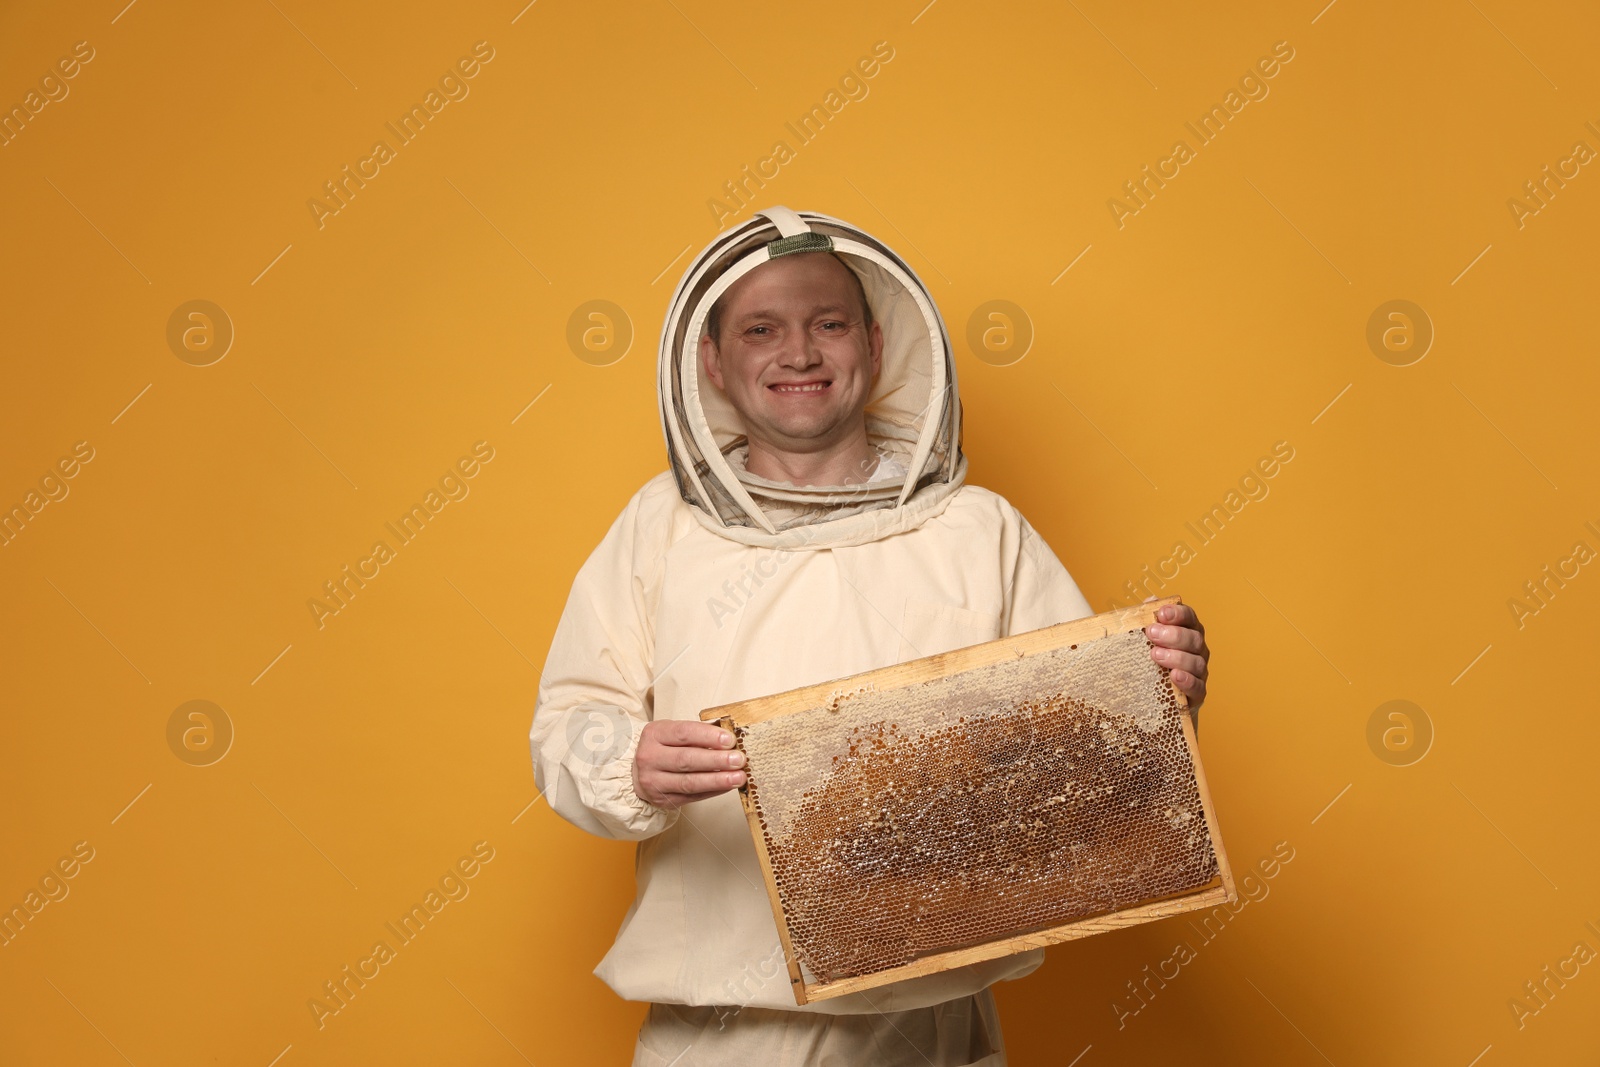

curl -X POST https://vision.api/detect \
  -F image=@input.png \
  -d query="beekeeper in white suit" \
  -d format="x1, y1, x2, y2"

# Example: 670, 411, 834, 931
530, 206, 1210, 1065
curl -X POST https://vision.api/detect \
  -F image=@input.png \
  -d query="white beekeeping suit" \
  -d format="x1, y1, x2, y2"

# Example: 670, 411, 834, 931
529, 206, 1095, 1063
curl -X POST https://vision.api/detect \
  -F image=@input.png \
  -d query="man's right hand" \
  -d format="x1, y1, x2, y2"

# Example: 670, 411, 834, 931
632, 720, 746, 810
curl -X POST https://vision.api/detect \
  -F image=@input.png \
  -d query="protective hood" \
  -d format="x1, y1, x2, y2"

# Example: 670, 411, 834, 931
657, 205, 965, 549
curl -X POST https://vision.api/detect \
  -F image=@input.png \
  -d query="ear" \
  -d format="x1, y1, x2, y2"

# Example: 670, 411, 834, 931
699, 331, 723, 390
868, 319, 883, 379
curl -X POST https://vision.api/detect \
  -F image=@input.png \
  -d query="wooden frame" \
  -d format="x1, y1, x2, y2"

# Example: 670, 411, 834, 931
700, 595, 1235, 1005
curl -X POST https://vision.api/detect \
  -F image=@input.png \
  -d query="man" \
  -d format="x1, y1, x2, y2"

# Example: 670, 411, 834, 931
530, 207, 1209, 1065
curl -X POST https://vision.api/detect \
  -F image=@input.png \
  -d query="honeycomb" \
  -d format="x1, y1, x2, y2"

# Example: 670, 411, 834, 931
733, 627, 1218, 986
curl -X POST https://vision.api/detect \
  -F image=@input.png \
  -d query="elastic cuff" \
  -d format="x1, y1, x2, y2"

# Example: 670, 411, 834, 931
595, 714, 679, 835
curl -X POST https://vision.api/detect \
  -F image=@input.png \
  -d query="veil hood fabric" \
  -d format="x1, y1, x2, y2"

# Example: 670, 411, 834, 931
658, 206, 964, 549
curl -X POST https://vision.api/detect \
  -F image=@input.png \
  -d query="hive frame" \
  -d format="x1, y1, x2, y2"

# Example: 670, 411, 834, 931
700, 595, 1236, 1005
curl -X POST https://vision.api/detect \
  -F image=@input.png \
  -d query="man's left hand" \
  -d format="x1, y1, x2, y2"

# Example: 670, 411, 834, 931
1143, 598, 1208, 712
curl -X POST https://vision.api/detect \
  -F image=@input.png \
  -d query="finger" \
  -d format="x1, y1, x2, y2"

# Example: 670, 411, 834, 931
1144, 621, 1205, 654
1172, 669, 1207, 707
1150, 646, 1207, 680
654, 769, 747, 795
650, 719, 737, 749
646, 743, 746, 775
1154, 601, 1203, 635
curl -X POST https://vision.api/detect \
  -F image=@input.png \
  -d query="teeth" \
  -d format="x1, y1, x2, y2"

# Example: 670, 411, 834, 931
772, 383, 828, 392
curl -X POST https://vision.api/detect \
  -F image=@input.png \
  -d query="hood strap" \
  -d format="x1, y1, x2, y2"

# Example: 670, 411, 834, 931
754, 204, 812, 237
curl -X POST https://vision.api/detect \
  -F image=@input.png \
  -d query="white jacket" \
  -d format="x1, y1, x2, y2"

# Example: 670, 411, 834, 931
530, 207, 1096, 1014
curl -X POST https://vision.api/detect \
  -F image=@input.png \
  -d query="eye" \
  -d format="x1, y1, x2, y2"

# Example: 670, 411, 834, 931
747, 325, 770, 336
820, 321, 844, 331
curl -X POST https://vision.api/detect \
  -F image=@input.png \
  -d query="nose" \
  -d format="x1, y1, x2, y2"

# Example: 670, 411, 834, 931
774, 329, 823, 371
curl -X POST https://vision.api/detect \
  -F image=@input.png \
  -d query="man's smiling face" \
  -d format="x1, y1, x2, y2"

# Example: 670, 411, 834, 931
699, 252, 883, 466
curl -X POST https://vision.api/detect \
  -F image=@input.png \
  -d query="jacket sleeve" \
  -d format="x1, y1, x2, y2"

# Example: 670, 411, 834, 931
528, 488, 679, 841
1001, 508, 1096, 636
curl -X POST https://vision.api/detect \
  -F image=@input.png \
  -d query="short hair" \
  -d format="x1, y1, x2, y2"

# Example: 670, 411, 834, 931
704, 251, 873, 347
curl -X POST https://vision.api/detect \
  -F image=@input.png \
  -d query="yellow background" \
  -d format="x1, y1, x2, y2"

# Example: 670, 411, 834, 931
2, 0, 1596, 1063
